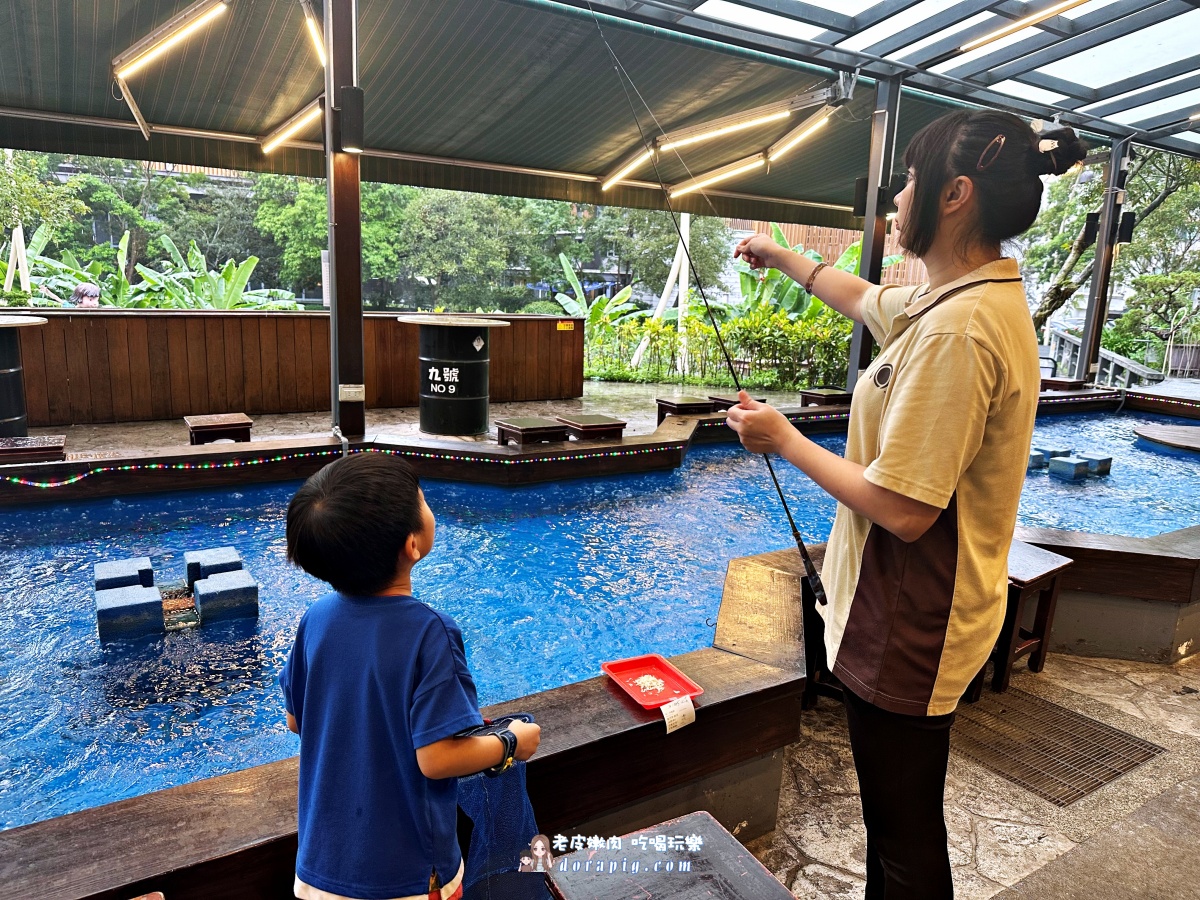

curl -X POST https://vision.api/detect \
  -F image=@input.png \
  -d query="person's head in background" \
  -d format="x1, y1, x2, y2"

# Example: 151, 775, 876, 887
70, 283, 101, 309
894, 110, 1087, 275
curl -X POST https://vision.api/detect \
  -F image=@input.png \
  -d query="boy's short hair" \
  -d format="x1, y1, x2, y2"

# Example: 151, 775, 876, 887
287, 453, 425, 595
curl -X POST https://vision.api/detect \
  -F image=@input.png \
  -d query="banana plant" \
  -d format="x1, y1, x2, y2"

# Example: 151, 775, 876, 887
735, 224, 903, 321
137, 237, 296, 310
552, 252, 642, 333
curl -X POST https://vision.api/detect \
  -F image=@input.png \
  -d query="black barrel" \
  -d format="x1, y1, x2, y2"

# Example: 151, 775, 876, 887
405, 316, 510, 436
0, 327, 28, 438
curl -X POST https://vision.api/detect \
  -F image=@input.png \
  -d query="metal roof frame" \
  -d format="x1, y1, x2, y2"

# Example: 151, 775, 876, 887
576, 0, 1200, 157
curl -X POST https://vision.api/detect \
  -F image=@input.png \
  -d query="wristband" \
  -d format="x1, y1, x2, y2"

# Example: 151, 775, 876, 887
486, 729, 517, 777
804, 262, 826, 296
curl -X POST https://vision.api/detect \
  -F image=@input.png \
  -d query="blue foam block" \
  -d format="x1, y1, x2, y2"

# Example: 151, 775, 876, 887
95, 584, 164, 641
94, 557, 154, 590
1033, 445, 1073, 460
1077, 452, 1112, 475
1028, 451, 1046, 470
194, 569, 259, 623
184, 547, 244, 589
1048, 455, 1090, 482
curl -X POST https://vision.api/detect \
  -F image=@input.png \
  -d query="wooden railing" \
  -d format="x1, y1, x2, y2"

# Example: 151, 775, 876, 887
1046, 326, 1164, 388
17, 311, 584, 427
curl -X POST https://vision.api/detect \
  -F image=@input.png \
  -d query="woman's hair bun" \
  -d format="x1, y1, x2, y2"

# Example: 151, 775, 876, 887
1031, 126, 1088, 176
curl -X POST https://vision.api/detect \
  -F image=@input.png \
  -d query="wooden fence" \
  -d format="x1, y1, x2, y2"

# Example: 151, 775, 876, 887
727, 220, 927, 287
18, 311, 584, 427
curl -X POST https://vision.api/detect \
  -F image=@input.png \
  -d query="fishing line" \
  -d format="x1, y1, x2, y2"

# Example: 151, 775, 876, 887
586, 3, 827, 605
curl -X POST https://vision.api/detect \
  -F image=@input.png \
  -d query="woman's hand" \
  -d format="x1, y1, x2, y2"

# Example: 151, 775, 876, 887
725, 391, 796, 455
733, 233, 785, 271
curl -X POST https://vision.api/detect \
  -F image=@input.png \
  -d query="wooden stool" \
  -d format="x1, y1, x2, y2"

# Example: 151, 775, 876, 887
707, 394, 765, 411
495, 417, 569, 446
548, 810, 793, 900
184, 413, 253, 445
555, 414, 626, 440
0, 435, 66, 464
966, 540, 1073, 701
1040, 376, 1088, 392
798, 388, 853, 406
655, 397, 715, 425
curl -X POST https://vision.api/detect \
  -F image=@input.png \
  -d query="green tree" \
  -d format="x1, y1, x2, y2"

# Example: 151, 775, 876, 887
1103, 272, 1200, 366
253, 175, 328, 291
170, 177, 284, 288
0, 152, 86, 235
49, 156, 190, 276
582, 206, 731, 294
1023, 151, 1199, 330
395, 188, 525, 308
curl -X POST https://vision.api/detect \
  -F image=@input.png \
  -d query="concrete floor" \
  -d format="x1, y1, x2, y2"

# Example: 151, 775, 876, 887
26, 378, 1200, 897
749, 653, 1200, 899
29, 381, 808, 457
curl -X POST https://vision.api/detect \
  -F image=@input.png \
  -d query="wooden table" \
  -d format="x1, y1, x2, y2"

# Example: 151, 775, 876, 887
554, 414, 626, 440
655, 396, 715, 425
495, 416, 569, 446
0, 315, 47, 438
184, 413, 254, 445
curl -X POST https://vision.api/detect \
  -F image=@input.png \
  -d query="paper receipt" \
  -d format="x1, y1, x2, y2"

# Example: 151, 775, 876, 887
661, 696, 696, 733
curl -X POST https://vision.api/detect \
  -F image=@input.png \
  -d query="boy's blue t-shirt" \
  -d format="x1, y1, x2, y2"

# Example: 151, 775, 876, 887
280, 592, 484, 899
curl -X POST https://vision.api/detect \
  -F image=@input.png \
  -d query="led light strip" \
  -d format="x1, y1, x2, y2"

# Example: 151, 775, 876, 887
2, 446, 682, 490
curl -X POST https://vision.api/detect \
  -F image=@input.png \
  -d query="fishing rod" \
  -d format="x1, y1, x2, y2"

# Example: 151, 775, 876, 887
586, 5, 828, 606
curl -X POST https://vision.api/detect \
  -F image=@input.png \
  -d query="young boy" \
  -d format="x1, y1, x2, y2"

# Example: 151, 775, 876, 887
281, 453, 540, 900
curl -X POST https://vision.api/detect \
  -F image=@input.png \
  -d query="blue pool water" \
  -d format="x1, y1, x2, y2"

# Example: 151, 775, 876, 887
1, 412, 1197, 829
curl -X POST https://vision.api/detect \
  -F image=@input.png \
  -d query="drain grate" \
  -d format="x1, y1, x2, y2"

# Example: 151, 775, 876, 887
953, 688, 1166, 806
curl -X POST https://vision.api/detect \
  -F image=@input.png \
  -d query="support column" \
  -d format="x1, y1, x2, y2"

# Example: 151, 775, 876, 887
325, 0, 365, 436
846, 76, 902, 390
1074, 137, 1131, 383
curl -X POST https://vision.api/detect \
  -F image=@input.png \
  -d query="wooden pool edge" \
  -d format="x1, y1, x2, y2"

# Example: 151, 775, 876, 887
0, 554, 807, 900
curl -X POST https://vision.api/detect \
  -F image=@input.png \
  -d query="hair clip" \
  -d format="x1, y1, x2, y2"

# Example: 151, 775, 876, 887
1038, 139, 1060, 153
976, 134, 1006, 171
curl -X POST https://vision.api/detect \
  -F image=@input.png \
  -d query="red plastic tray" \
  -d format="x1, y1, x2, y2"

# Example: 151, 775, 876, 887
601, 653, 705, 709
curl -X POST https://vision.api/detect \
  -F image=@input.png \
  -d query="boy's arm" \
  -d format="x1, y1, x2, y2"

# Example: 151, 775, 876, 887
287, 712, 299, 734
416, 720, 541, 780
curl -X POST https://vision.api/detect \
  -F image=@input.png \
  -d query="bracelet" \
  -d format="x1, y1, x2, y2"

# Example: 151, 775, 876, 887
486, 729, 517, 777
804, 262, 826, 296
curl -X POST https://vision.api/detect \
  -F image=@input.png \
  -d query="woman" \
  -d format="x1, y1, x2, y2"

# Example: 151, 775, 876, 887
727, 110, 1086, 898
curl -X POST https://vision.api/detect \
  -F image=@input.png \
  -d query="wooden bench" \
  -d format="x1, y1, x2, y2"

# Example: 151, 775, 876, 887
655, 397, 715, 425
184, 413, 253, 445
554, 414, 627, 441
0, 435, 66, 464
798, 387, 853, 406
549, 810, 793, 900
495, 417, 569, 446
707, 394, 765, 411
966, 540, 1073, 700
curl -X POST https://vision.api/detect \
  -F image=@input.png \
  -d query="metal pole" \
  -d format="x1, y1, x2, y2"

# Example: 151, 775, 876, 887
1075, 137, 1131, 382
325, 0, 366, 436
846, 76, 902, 389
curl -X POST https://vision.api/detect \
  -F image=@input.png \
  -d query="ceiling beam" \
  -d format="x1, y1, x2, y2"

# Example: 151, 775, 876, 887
1084, 71, 1200, 118
730, 0, 856, 34
944, 0, 1191, 85
1061, 54, 1200, 111
901, 0, 1086, 69
856, 0, 1007, 59
1014, 71, 1097, 103
1132, 104, 1200, 132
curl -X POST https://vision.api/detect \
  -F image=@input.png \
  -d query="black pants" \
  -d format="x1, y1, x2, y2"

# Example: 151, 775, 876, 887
842, 688, 956, 900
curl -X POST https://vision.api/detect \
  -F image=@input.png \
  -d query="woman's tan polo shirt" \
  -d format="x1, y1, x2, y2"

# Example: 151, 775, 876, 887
820, 258, 1041, 716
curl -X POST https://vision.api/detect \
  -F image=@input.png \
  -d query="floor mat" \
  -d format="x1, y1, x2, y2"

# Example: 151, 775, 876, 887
953, 688, 1166, 806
